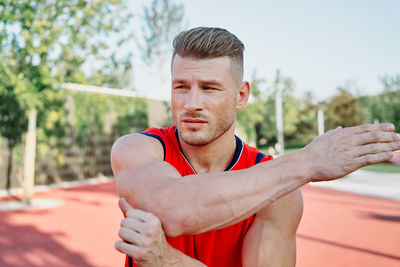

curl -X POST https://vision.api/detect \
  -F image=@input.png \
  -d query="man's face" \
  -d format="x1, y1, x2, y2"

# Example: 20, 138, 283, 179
171, 55, 240, 146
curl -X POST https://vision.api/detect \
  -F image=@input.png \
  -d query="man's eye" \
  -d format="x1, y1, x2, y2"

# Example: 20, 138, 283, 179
204, 87, 216, 90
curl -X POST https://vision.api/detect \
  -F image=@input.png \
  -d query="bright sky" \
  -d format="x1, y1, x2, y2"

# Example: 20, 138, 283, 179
129, 0, 400, 101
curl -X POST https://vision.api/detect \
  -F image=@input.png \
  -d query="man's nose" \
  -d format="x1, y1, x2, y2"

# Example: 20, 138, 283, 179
184, 88, 203, 112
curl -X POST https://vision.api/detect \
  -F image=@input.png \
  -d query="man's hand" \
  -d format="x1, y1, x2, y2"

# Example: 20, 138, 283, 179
302, 123, 400, 182
115, 198, 171, 267
115, 198, 206, 267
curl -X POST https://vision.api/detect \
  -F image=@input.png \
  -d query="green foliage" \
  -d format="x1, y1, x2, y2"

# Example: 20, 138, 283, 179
361, 163, 400, 173
88, 52, 134, 89
324, 88, 360, 130
0, 0, 133, 129
0, 92, 25, 145
290, 98, 317, 146
237, 72, 269, 144
238, 72, 400, 150
34, 91, 149, 184
0, 0, 133, 188
237, 70, 317, 147
380, 74, 400, 92
359, 74, 400, 130
35, 91, 149, 153
113, 98, 149, 136
71, 92, 148, 142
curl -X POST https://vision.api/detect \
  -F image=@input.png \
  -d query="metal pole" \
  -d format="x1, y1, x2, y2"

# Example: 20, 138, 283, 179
23, 109, 37, 205
275, 87, 284, 155
317, 108, 325, 135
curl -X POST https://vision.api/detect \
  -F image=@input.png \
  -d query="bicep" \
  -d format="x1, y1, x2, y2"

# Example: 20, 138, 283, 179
242, 189, 303, 267
110, 133, 181, 208
111, 133, 165, 178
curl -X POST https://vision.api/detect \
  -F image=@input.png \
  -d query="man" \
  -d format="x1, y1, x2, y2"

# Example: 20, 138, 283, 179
111, 27, 400, 266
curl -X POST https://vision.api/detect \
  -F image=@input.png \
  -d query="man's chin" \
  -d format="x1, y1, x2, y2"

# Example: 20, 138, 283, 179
179, 132, 212, 146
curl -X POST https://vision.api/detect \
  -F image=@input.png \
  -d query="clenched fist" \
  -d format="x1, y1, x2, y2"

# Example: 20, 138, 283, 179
301, 123, 400, 182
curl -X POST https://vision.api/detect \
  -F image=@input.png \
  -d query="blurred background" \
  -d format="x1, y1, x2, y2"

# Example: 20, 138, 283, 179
1, 0, 399, 191
0, 0, 399, 266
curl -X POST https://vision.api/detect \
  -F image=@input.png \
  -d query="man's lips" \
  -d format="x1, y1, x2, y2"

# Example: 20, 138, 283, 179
182, 118, 207, 123
182, 118, 208, 129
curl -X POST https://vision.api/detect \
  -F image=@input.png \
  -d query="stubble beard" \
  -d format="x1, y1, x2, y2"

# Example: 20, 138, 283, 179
175, 112, 235, 146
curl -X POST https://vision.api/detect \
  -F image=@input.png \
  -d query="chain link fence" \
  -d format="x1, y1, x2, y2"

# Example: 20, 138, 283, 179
0, 85, 171, 191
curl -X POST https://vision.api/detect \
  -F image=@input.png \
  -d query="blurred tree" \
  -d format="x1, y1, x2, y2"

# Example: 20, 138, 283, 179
325, 87, 360, 130
137, 0, 185, 68
269, 70, 297, 147
378, 74, 400, 130
293, 96, 317, 145
88, 51, 134, 89
380, 74, 400, 92
237, 70, 301, 148
359, 74, 400, 129
112, 98, 149, 136
237, 71, 267, 145
0, 0, 133, 190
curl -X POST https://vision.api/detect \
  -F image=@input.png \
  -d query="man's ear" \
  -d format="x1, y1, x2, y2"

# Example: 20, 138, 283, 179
235, 81, 250, 110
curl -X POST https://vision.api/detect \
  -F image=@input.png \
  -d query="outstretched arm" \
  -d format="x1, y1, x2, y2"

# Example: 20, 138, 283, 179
112, 123, 400, 237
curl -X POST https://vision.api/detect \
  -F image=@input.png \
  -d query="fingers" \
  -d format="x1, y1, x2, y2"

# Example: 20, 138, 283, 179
355, 151, 394, 166
344, 123, 395, 134
115, 240, 155, 263
119, 198, 132, 216
119, 226, 147, 245
355, 132, 400, 146
120, 210, 162, 237
115, 240, 142, 258
354, 141, 400, 157
116, 209, 166, 263
116, 201, 167, 264
121, 217, 146, 234
126, 208, 158, 223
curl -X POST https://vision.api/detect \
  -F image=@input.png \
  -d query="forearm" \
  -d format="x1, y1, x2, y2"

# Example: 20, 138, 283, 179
118, 150, 310, 237
243, 222, 296, 267
243, 237, 296, 267
161, 247, 206, 267
136, 247, 206, 267
242, 188, 302, 267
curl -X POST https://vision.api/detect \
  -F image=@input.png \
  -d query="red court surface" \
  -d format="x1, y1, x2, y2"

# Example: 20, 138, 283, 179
0, 181, 399, 267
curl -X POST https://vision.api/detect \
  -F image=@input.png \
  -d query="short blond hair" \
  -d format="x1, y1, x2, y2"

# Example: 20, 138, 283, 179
172, 27, 244, 80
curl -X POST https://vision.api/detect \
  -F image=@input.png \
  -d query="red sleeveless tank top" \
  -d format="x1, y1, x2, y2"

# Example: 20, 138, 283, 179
125, 126, 273, 267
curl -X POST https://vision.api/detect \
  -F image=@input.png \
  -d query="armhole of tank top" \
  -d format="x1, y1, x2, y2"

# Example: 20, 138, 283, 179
139, 132, 166, 161
254, 152, 266, 165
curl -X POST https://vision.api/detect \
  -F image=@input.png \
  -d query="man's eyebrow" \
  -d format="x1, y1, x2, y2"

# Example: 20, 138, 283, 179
172, 79, 188, 84
199, 79, 223, 86
172, 79, 223, 87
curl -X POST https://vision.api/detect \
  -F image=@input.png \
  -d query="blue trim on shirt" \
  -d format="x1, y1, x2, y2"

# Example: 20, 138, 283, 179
254, 152, 266, 165
174, 129, 243, 173
224, 136, 243, 171
128, 256, 133, 267
174, 129, 197, 174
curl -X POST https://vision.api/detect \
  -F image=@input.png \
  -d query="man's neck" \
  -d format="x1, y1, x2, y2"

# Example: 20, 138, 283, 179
178, 125, 237, 174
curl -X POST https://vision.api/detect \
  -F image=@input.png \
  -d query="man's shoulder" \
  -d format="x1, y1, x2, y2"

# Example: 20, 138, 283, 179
111, 129, 168, 176
142, 125, 176, 137
240, 139, 274, 166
